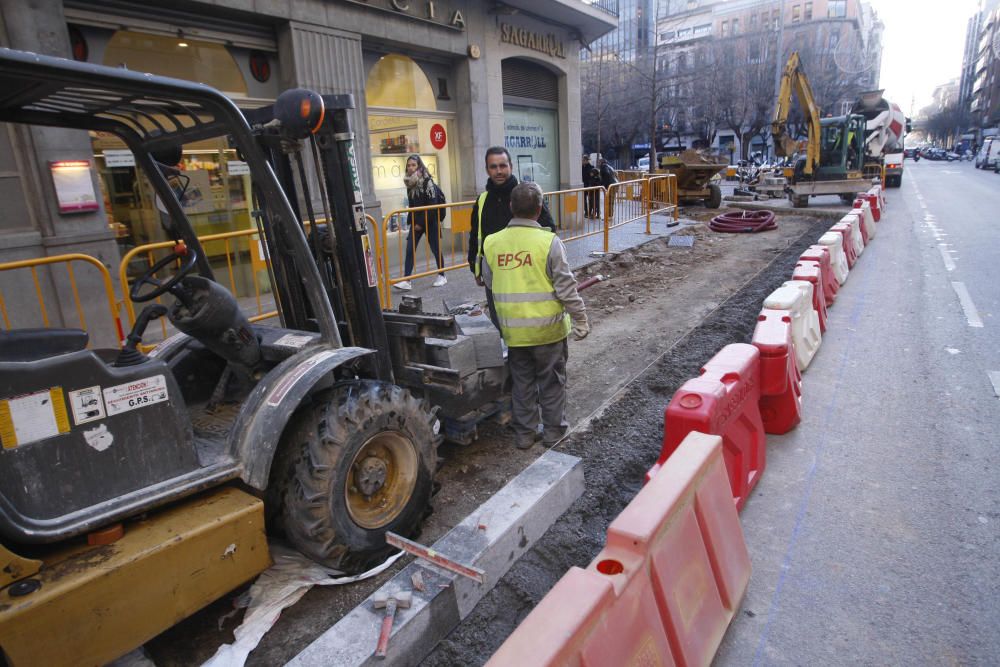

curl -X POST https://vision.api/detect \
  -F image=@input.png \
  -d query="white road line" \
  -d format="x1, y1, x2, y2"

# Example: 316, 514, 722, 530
951, 282, 984, 328
989, 372, 1000, 398
938, 245, 956, 270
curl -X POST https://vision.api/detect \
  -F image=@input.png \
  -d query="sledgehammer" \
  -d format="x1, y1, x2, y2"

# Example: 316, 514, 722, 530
373, 589, 412, 658
577, 274, 605, 291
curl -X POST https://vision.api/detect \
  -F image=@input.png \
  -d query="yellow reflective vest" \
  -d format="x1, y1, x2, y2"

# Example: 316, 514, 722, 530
484, 225, 571, 347
474, 191, 488, 277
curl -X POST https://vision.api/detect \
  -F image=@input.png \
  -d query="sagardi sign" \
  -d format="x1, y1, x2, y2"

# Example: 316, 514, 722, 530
342, 0, 466, 29
500, 23, 565, 59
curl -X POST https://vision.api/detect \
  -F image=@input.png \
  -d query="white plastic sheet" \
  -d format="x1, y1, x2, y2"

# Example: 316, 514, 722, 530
201, 545, 403, 667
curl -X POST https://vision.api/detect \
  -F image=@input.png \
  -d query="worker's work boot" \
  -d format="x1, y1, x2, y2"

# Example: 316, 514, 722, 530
542, 424, 568, 446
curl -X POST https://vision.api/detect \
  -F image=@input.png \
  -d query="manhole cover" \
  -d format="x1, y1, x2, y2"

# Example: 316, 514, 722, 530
668, 236, 695, 247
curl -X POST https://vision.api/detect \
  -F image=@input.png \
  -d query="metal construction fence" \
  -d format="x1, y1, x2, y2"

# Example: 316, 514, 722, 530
0, 178, 677, 342
378, 177, 677, 308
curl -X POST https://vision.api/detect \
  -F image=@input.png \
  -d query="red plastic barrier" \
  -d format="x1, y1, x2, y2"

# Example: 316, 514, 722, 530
791, 263, 828, 333
830, 222, 858, 268
488, 432, 751, 667
800, 245, 838, 305
647, 343, 765, 511
857, 193, 880, 222
751, 308, 803, 435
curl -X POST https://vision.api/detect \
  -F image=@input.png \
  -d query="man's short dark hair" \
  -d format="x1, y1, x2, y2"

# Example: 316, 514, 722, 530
510, 182, 543, 218
485, 146, 512, 166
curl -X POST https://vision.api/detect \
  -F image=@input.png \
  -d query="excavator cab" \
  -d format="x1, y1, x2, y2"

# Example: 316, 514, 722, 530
817, 115, 866, 177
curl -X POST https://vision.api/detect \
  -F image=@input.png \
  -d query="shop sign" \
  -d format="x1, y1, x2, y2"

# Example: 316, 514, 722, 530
227, 161, 250, 176
103, 150, 135, 168
371, 154, 438, 192
341, 0, 465, 30
500, 23, 565, 59
49, 160, 100, 215
430, 123, 447, 150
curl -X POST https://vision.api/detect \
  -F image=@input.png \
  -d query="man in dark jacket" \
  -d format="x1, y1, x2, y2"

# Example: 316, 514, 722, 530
598, 157, 618, 218
468, 146, 555, 326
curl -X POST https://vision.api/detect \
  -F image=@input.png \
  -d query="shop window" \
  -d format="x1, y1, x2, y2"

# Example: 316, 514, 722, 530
366, 55, 454, 235
103, 30, 247, 96
366, 54, 437, 110
502, 58, 560, 195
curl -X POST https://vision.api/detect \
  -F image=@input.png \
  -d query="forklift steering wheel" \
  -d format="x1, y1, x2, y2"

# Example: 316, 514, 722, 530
130, 246, 198, 302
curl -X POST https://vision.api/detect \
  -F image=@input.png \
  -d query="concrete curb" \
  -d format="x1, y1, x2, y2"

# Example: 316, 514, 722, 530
287, 449, 585, 667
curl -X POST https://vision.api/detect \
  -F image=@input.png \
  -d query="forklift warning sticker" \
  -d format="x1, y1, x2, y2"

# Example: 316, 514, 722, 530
103, 375, 169, 417
274, 333, 315, 349
68, 386, 106, 425
0, 388, 71, 449
361, 233, 378, 288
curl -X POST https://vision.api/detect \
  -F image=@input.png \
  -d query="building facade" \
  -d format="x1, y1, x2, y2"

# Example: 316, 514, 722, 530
581, 0, 882, 162
0, 0, 615, 342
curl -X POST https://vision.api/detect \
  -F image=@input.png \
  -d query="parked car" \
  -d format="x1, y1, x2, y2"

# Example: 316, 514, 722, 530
921, 147, 960, 161
636, 155, 650, 171
975, 137, 1000, 169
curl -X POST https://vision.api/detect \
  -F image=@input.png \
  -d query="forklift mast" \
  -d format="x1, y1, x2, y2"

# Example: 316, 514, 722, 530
244, 93, 392, 382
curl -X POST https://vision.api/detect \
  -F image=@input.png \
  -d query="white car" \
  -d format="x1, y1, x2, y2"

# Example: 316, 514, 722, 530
636, 156, 650, 171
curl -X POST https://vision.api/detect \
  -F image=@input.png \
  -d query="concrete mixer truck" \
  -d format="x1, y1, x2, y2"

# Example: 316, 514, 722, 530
851, 90, 909, 187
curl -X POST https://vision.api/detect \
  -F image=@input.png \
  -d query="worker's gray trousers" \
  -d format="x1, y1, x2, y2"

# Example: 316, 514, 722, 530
508, 338, 570, 444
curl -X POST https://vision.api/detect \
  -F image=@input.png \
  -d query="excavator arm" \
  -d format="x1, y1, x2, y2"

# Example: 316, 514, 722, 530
771, 52, 822, 176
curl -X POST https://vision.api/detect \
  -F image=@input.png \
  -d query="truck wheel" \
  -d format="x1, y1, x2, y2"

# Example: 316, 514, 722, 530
706, 183, 722, 209
274, 380, 440, 573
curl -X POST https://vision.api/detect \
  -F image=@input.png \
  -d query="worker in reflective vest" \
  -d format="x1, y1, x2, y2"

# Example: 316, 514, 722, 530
482, 182, 589, 450
468, 146, 555, 329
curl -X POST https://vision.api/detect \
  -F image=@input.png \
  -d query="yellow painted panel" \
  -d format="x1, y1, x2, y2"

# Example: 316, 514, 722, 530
0, 487, 270, 667
451, 207, 472, 234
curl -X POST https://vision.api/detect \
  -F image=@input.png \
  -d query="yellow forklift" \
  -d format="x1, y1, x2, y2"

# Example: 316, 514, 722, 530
771, 52, 873, 207
0, 48, 507, 665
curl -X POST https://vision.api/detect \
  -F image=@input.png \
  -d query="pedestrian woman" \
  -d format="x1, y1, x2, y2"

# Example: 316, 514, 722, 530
582, 155, 599, 219
396, 154, 447, 290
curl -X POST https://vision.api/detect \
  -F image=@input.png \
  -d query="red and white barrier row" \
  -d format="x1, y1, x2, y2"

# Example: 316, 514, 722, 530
490, 185, 885, 665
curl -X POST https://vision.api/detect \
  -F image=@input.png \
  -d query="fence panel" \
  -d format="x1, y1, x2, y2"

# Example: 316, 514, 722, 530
0, 254, 124, 346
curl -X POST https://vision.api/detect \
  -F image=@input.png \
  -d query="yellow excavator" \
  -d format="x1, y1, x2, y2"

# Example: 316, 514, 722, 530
771, 52, 874, 207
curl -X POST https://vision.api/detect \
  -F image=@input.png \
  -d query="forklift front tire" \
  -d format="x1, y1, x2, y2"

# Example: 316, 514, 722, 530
273, 381, 440, 573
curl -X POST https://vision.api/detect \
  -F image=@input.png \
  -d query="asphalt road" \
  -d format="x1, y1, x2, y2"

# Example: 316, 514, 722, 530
716, 159, 1000, 664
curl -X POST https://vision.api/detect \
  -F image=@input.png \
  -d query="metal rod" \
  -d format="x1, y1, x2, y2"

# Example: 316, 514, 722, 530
385, 531, 485, 583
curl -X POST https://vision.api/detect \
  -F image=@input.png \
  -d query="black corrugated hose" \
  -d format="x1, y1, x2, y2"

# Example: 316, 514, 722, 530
709, 209, 777, 233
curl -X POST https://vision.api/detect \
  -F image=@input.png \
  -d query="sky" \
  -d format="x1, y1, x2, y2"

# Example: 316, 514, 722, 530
869, 0, 982, 116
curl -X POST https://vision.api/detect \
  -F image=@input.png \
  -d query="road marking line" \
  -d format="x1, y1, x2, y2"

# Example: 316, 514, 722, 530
951, 282, 984, 327
938, 245, 956, 271
989, 372, 1000, 398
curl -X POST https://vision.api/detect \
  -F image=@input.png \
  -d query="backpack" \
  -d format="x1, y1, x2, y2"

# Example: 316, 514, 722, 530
430, 183, 447, 222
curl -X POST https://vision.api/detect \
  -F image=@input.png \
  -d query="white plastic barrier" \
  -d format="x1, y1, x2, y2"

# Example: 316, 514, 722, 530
765, 282, 821, 371
818, 232, 850, 286
868, 185, 884, 211
839, 213, 866, 257
851, 200, 876, 241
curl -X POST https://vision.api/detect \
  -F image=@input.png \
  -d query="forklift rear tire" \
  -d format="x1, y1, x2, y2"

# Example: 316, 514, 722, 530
706, 183, 722, 209
274, 380, 441, 573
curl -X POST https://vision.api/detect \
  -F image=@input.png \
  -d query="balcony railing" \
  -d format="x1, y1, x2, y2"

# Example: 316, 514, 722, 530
584, 0, 619, 18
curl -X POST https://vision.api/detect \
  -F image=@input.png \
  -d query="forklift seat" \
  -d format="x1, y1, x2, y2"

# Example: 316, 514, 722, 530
0, 328, 89, 362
